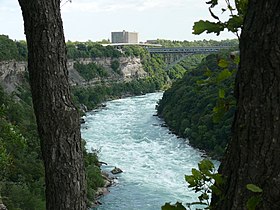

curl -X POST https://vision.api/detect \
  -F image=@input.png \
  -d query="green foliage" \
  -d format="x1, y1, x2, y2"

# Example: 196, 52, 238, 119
193, 20, 225, 36
111, 60, 120, 72
66, 41, 122, 59
152, 39, 238, 48
246, 196, 262, 210
74, 62, 109, 81
246, 184, 262, 193
72, 78, 162, 110
83, 144, 105, 204
123, 45, 147, 58
0, 84, 105, 209
1, 182, 45, 210
185, 159, 223, 208
157, 53, 236, 158
162, 159, 223, 210
246, 184, 262, 210
162, 202, 186, 210
0, 84, 45, 209
193, 0, 248, 38
0, 35, 27, 61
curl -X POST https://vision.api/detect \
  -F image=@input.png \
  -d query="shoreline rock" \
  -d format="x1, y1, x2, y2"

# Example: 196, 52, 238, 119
0, 203, 7, 210
91, 171, 115, 208
111, 167, 123, 175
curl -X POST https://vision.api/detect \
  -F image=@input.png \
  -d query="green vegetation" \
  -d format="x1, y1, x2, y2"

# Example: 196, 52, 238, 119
0, 35, 27, 61
162, 159, 223, 210
111, 60, 120, 73
0, 83, 104, 209
66, 41, 122, 59
192, 0, 247, 39
0, 84, 45, 209
72, 78, 161, 110
152, 39, 238, 48
157, 53, 237, 158
74, 62, 109, 80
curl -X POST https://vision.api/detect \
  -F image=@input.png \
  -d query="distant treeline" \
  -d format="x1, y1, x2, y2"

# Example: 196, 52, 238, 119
0, 34, 238, 62
0, 35, 28, 61
151, 38, 239, 47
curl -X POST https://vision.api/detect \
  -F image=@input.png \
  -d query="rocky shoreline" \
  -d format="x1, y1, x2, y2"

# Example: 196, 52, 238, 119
91, 167, 123, 208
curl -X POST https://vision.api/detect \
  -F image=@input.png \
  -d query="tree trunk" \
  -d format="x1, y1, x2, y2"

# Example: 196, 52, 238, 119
212, 0, 280, 209
17, 1, 87, 209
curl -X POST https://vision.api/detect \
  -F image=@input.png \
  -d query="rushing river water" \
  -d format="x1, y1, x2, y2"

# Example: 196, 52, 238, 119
81, 92, 206, 210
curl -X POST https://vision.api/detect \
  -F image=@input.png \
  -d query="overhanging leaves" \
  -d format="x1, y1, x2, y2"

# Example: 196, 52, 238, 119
226, 15, 243, 32
193, 20, 225, 35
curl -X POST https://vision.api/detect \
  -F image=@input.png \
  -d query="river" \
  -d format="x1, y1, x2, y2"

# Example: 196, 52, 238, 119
81, 92, 206, 210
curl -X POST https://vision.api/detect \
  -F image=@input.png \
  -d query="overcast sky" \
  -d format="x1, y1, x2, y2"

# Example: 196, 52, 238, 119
0, 0, 236, 42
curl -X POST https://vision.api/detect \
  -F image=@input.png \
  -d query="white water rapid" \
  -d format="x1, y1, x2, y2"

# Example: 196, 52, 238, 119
82, 92, 208, 210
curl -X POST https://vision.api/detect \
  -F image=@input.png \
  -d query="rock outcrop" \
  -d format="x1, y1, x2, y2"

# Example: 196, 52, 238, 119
111, 167, 123, 175
0, 203, 7, 210
0, 60, 27, 93
0, 57, 147, 92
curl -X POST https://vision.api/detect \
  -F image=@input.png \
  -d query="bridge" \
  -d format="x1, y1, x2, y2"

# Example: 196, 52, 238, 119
146, 46, 231, 68
103, 43, 233, 68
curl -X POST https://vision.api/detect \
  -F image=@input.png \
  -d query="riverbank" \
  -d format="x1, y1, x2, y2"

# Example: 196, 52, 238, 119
91, 172, 114, 208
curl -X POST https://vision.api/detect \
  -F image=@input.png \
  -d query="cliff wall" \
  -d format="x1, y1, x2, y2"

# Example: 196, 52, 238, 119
0, 56, 147, 93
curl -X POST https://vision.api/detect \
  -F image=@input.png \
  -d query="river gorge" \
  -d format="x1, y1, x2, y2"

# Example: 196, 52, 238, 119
82, 92, 212, 210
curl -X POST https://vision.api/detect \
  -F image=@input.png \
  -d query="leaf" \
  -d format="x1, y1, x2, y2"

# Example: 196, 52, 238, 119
218, 59, 229, 68
193, 20, 225, 35
217, 69, 232, 82
192, 168, 202, 180
210, 185, 222, 196
210, 173, 223, 186
235, 0, 248, 15
196, 80, 208, 85
246, 196, 261, 210
213, 102, 226, 123
226, 15, 243, 33
162, 202, 187, 210
198, 159, 214, 173
185, 175, 196, 187
233, 55, 240, 64
218, 89, 225, 99
198, 193, 207, 202
204, 67, 212, 77
246, 184, 263, 193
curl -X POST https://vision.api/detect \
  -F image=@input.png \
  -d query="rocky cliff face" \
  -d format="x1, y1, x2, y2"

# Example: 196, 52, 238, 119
68, 57, 147, 86
0, 60, 27, 93
0, 57, 147, 93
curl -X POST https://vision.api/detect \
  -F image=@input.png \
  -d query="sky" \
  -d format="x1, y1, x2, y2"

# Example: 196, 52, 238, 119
0, 0, 236, 42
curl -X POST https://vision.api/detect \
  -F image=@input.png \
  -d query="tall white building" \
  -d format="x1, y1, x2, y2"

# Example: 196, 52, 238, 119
111, 30, 138, 43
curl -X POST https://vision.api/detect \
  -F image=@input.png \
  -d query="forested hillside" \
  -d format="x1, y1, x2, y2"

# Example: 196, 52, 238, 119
157, 52, 238, 158
0, 81, 105, 209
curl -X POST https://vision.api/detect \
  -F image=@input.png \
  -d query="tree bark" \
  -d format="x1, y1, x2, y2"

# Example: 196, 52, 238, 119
212, 0, 280, 209
17, 1, 87, 209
